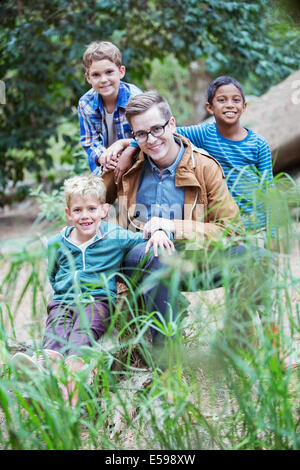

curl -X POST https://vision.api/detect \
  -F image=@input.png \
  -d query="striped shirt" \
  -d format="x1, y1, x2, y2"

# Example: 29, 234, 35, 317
176, 122, 274, 230
78, 81, 142, 175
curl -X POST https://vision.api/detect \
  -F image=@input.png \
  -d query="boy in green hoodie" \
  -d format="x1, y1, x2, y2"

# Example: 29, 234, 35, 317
12, 174, 174, 406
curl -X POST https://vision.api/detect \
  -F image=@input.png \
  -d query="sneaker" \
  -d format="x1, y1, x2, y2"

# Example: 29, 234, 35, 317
11, 352, 46, 374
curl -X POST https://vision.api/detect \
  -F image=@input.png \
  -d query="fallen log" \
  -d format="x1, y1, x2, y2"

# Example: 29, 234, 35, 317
241, 69, 300, 173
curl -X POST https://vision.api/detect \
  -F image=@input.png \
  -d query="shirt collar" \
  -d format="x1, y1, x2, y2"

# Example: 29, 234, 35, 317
146, 137, 185, 175
91, 81, 128, 112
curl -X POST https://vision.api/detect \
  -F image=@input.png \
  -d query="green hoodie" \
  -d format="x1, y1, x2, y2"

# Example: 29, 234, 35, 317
47, 221, 144, 304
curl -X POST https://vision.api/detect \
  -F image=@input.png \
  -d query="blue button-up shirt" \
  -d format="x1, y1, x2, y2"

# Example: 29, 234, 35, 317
78, 81, 142, 174
135, 138, 186, 223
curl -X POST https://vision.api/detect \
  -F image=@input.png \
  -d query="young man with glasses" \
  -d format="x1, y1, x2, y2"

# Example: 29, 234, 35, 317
103, 90, 240, 239
101, 91, 248, 356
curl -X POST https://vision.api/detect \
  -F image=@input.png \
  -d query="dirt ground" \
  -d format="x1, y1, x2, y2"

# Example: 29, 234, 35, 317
0, 200, 55, 342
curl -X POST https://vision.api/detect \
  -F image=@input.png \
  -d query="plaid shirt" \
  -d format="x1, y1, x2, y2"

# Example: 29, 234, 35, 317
78, 81, 142, 174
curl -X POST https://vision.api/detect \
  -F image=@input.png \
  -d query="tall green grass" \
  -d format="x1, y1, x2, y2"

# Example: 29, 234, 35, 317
0, 173, 299, 450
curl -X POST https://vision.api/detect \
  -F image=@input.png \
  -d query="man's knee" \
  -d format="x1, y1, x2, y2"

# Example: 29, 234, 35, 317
123, 241, 165, 274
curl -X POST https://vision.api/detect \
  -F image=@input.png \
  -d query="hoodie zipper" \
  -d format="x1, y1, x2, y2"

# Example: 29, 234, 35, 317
63, 226, 109, 271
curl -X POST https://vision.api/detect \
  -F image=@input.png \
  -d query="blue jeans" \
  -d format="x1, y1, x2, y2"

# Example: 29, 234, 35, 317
122, 242, 172, 345
123, 242, 273, 345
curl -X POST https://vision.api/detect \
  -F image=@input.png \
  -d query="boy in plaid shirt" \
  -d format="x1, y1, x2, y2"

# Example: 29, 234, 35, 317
78, 41, 142, 175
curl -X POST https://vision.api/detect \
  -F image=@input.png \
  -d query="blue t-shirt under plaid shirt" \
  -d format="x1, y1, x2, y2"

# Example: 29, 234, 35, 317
78, 81, 142, 174
176, 122, 274, 230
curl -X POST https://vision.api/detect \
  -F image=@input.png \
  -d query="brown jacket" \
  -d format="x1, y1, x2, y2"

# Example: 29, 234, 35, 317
102, 133, 242, 242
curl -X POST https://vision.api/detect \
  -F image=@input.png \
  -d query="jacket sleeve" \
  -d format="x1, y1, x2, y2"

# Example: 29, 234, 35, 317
102, 170, 118, 205
47, 240, 60, 288
173, 162, 243, 242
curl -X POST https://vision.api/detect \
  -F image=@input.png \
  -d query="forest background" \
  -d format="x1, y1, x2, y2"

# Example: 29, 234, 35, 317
0, 0, 299, 203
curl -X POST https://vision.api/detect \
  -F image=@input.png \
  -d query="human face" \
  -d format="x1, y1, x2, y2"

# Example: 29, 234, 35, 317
130, 105, 177, 169
206, 83, 247, 127
65, 194, 108, 243
85, 59, 125, 103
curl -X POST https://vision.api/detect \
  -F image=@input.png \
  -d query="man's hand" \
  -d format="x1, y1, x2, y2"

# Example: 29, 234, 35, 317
98, 139, 131, 172
145, 229, 175, 257
114, 146, 138, 184
143, 217, 176, 239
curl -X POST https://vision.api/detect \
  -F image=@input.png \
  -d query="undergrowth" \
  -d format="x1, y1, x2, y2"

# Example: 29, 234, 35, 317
0, 173, 299, 450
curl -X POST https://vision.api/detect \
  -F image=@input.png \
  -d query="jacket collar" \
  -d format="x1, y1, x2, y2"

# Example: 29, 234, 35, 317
61, 223, 104, 242
126, 133, 204, 188
122, 132, 226, 216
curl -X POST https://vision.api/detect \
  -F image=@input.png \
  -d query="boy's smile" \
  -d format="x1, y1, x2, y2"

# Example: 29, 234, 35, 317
65, 194, 109, 244
206, 83, 247, 127
85, 59, 125, 106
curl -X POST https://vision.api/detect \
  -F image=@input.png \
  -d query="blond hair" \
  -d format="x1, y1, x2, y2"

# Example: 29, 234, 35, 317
83, 41, 122, 72
125, 90, 172, 125
64, 175, 106, 208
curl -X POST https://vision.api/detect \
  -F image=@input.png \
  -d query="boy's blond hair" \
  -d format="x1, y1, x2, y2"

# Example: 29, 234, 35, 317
83, 41, 122, 72
125, 90, 172, 126
64, 175, 106, 208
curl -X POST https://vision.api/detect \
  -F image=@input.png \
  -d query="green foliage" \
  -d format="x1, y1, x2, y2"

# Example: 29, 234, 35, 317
29, 185, 65, 226
1, 0, 299, 203
146, 55, 193, 124
0, 174, 299, 449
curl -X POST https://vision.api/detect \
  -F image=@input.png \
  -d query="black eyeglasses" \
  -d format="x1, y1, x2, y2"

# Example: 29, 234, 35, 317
133, 120, 170, 143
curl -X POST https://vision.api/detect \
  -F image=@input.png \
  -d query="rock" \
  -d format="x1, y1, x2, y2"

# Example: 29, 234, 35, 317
241, 70, 300, 173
